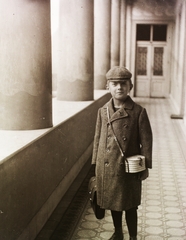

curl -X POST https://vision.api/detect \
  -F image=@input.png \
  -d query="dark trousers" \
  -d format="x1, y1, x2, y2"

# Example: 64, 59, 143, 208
111, 207, 137, 237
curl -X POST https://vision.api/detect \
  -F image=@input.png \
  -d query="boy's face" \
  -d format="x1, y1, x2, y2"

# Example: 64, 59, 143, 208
108, 80, 131, 102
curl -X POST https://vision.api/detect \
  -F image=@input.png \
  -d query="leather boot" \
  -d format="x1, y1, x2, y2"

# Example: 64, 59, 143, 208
109, 227, 123, 240
129, 237, 137, 240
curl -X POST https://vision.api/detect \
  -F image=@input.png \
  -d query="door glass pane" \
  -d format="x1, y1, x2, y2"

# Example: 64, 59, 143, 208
137, 47, 147, 75
136, 25, 151, 41
153, 47, 163, 75
153, 25, 167, 41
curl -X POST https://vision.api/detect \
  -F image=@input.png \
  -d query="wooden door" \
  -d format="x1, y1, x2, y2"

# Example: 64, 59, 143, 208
135, 24, 168, 97
135, 42, 167, 97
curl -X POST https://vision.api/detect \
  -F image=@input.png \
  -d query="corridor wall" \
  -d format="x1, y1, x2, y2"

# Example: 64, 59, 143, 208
170, 0, 186, 118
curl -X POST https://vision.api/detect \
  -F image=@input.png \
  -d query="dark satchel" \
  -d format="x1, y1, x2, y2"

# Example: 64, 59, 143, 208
88, 176, 105, 219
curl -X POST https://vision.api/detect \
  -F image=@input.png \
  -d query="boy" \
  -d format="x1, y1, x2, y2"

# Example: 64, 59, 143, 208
92, 66, 153, 240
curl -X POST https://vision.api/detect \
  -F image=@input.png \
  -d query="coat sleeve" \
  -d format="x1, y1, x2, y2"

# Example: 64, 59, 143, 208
139, 108, 153, 168
91, 108, 102, 165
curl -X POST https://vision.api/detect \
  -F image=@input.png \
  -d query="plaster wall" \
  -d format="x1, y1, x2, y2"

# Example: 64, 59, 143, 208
132, 0, 176, 21
169, 0, 186, 115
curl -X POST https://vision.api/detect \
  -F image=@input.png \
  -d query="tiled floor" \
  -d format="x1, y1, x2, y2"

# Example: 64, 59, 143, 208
36, 98, 186, 240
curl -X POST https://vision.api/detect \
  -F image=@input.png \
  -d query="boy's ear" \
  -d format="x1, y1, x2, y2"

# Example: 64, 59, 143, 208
106, 81, 110, 90
130, 83, 133, 90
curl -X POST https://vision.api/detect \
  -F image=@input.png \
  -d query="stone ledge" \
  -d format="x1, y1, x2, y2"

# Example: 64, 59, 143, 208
0, 90, 109, 162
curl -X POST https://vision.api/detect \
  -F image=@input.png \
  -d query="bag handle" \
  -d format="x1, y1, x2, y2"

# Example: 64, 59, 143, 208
106, 107, 125, 158
107, 106, 129, 169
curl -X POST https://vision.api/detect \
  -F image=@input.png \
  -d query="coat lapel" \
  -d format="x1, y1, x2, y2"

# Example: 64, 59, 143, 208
104, 96, 134, 123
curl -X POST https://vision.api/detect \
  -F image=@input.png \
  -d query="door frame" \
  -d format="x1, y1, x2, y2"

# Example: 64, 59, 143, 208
129, 20, 174, 98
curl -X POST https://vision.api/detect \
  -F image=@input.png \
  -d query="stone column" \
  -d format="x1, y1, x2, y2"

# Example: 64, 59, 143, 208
51, 0, 60, 97
94, 0, 111, 89
120, 0, 127, 67
125, 3, 132, 69
0, 0, 52, 130
111, 0, 121, 68
57, 0, 94, 101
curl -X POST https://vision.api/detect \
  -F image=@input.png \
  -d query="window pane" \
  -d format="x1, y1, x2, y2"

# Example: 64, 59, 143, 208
136, 25, 151, 41
153, 47, 164, 75
153, 25, 167, 41
137, 47, 147, 75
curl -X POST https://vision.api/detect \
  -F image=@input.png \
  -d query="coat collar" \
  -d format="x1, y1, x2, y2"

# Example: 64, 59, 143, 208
104, 96, 134, 122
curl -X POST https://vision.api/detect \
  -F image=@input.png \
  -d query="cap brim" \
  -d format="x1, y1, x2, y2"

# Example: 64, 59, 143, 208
107, 78, 131, 81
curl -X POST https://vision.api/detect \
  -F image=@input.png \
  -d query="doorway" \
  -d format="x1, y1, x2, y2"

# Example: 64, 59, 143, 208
135, 24, 167, 97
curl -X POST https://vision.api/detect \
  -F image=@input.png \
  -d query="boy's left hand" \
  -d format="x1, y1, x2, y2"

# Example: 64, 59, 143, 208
138, 168, 149, 180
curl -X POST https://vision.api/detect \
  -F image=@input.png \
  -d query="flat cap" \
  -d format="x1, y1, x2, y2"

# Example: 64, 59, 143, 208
106, 66, 132, 80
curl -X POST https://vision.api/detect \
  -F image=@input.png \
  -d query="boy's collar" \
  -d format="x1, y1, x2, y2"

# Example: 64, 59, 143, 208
104, 96, 134, 110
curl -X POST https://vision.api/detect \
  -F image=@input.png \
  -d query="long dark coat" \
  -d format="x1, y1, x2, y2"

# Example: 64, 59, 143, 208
92, 96, 152, 211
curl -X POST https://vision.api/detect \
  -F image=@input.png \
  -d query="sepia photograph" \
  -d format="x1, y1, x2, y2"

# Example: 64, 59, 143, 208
0, 0, 186, 239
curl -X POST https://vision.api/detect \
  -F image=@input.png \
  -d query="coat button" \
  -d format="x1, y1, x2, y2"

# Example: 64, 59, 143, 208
106, 148, 110, 152
123, 137, 127, 141
105, 162, 109, 166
